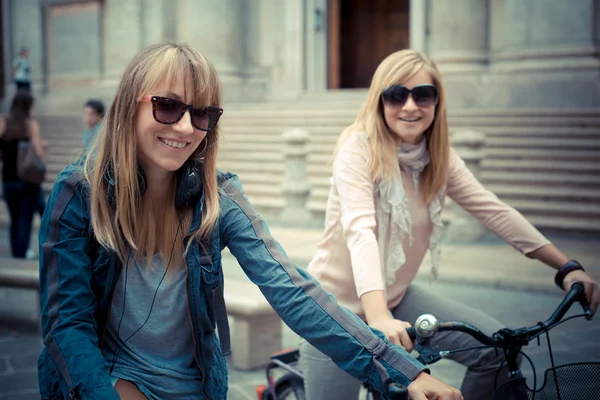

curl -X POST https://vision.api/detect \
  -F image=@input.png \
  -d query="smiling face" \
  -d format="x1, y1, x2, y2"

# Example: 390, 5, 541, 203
135, 73, 208, 180
382, 68, 436, 145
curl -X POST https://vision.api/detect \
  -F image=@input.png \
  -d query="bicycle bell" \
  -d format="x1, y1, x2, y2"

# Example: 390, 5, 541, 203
414, 314, 439, 338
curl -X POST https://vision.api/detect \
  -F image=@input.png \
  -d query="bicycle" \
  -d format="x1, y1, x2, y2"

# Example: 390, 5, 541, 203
410, 282, 598, 399
254, 335, 415, 400
255, 282, 596, 399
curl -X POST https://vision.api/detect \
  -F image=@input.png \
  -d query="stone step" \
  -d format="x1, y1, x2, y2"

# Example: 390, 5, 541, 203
219, 126, 600, 143
480, 170, 600, 186
220, 129, 342, 142
306, 183, 600, 207
484, 184, 600, 202
523, 214, 600, 232
219, 141, 335, 155
500, 199, 600, 216
484, 148, 598, 161
481, 159, 600, 173
485, 137, 600, 149
217, 161, 283, 174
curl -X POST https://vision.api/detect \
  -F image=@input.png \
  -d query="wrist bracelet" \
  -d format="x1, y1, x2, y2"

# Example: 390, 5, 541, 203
554, 260, 585, 290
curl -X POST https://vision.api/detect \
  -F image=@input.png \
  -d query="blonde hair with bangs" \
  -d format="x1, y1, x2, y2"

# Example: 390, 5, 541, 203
84, 42, 222, 267
335, 49, 450, 203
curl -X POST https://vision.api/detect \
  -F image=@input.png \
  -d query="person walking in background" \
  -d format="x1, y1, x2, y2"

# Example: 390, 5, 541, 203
82, 99, 105, 152
11, 47, 32, 93
0, 91, 46, 258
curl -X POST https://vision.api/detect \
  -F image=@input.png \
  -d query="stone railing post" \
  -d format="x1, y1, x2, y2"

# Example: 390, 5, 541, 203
280, 128, 313, 226
444, 129, 487, 243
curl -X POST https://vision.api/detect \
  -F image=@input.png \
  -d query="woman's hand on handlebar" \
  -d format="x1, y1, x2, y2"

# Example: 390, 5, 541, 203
563, 271, 599, 314
370, 316, 415, 352
408, 372, 463, 400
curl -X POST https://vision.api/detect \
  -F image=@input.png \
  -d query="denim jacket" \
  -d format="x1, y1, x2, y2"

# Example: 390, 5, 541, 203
37, 162, 426, 399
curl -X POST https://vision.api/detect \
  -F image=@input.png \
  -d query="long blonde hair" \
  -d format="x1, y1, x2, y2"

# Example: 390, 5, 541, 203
335, 49, 450, 203
84, 43, 222, 267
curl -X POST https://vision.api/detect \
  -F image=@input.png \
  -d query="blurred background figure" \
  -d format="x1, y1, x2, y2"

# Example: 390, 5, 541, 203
11, 47, 31, 93
82, 99, 104, 152
0, 91, 45, 258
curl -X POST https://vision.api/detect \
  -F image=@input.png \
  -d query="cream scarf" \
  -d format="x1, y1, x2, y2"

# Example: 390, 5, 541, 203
374, 139, 445, 288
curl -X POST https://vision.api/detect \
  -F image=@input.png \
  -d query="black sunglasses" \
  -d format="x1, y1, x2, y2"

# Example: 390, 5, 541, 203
142, 95, 223, 131
381, 84, 439, 108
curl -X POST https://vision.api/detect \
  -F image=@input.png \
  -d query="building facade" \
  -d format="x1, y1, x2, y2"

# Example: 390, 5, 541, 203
1, 0, 599, 111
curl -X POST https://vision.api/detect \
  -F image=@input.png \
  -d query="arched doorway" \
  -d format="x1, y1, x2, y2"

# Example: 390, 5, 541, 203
327, 0, 410, 89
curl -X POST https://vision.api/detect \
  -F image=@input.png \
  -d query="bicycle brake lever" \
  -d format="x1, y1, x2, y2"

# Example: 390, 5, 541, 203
414, 341, 442, 365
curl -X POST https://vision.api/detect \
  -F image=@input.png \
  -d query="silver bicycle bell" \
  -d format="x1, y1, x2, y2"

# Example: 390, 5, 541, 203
414, 314, 439, 338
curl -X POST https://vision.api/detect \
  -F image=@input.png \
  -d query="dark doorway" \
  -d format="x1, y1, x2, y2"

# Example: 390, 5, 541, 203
328, 0, 410, 89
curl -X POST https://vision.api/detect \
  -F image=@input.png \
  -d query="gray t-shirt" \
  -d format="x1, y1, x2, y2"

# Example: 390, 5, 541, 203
102, 253, 203, 399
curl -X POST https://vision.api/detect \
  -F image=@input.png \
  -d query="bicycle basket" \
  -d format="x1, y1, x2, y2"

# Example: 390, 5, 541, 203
493, 362, 600, 400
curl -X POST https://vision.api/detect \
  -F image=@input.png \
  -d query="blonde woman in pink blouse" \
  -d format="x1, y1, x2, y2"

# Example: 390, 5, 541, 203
299, 50, 599, 400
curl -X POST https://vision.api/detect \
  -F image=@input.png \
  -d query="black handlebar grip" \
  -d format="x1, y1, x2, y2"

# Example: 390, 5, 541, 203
406, 326, 416, 340
572, 282, 594, 320
383, 383, 409, 400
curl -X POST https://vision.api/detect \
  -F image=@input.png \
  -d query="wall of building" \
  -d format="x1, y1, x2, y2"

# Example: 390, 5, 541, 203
2, 0, 599, 113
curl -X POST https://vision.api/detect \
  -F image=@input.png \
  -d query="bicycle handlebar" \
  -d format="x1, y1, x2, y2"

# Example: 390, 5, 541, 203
413, 282, 593, 347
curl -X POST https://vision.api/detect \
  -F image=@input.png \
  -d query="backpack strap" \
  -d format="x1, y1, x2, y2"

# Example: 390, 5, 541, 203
199, 235, 231, 357
211, 284, 231, 356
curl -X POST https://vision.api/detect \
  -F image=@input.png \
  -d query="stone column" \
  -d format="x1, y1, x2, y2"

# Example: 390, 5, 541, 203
9, 0, 44, 92
305, 0, 328, 91
409, 0, 427, 53
181, 0, 242, 76
444, 130, 488, 243
266, 0, 305, 100
103, 0, 143, 83
427, 0, 489, 74
280, 128, 313, 227
426, 0, 489, 109
2, 0, 13, 111
179, 0, 266, 101
486, 0, 600, 108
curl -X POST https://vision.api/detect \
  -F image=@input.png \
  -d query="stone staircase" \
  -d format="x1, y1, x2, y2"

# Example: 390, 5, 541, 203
1, 102, 599, 236
218, 103, 600, 233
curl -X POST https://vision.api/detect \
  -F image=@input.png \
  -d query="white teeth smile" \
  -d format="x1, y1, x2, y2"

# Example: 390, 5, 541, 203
400, 117, 420, 122
159, 138, 187, 149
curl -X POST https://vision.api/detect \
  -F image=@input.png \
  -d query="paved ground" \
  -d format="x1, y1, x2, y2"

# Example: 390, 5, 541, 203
1, 219, 599, 399
1, 274, 599, 399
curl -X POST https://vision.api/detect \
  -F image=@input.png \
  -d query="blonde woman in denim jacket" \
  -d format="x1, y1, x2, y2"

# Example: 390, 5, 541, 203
36, 43, 462, 400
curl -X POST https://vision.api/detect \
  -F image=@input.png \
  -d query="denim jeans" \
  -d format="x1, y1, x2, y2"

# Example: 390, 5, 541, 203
2, 180, 40, 258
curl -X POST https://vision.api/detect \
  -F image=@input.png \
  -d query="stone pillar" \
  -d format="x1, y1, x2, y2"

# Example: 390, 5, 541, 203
266, 0, 305, 100
444, 130, 488, 243
486, 0, 600, 108
305, 0, 328, 92
140, 0, 172, 47
103, 0, 143, 84
8, 0, 44, 92
426, 0, 489, 109
427, 0, 489, 74
181, 0, 242, 76
179, 0, 266, 101
409, 0, 427, 53
280, 128, 313, 227
1, 0, 13, 111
